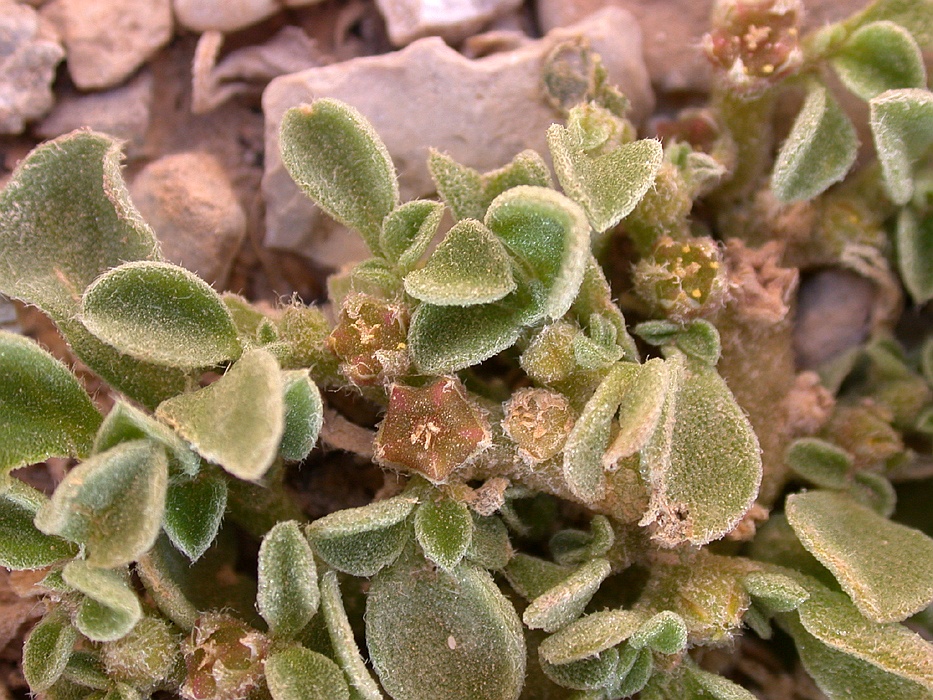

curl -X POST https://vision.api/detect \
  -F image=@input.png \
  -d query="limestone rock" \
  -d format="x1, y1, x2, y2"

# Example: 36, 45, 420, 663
262, 8, 653, 263
130, 153, 247, 286
36, 70, 153, 153
52, 0, 172, 90
374, 0, 524, 46
174, 0, 325, 33
537, 0, 879, 93
0, 1, 64, 134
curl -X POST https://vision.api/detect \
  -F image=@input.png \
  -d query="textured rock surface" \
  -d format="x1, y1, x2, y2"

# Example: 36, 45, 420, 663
537, 0, 879, 93
174, 0, 324, 33
130, 152, 247, 286
0, 1, 64, 134
36, 70, 154, 153
48, 0, 172, 90
262, 8, 654, 264
374, 0, 524, 46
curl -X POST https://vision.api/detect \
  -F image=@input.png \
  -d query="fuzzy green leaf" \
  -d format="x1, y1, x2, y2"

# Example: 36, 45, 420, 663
563, 363, 635, 502
485, 186, 591, 321
0, 480, 78, 569
35, 440, 168, 568
163, 470, 227, 562
629, 611, 688, 655
615, 647, 653, 697
675, 320, 722, 367
81, 262, 240, 369
848, 0, 933, 50
405, 220, 516, 307
550, 515, 614, 566
540, 647, 619, 692
786, 490, 933, 622
380, 200, 445, 271
539, 609, 646, 665
742, 571, 810, 614
772, 83, 858, 202
319, 571, 383, 700
156, 349, 284, 481
832, 21, 927, 101
785, 438, 852, 489
367, 553, 526, 700
792, 586, 933, 694
266, 647, 350, 700
280, 370, 323, 462
0, 331, 101, 474
503, 553, 573, 601
870, 88, 933, 204
280, 100, 398, 252
63, 561, 142, 642
603, 358, 669, 467
0, 131, 159, 320
23, 608, 77, 693
465, 513, 511, 571
94, 400, 199, 477
547, 127, 662, 233
306, 495, 417, 577
136, 536, 198, 631
523, 558, 612, 632
258, 521, 319, 639
641, 659, 757, 700
640, 353, 762, 547
896, 208, 933, 303
414, 497, 473, 570
407, 281, 537, 374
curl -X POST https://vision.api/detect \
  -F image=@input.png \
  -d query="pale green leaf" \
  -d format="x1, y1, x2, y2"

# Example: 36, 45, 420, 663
63, 561, 142, 642
540, 647, 618, 691
81, 261, 240, 368
163, 470, 227, 562
280, 100, 398, 252
503, 553, 573, 601
380, 200, 445, 271
603, 358, 669, 467
785, 438, 852, 489
94, 400, 199, 477
772, 83, 858, 202
35, 440, 168, 568
306, 495, 417, 577
0, 131, 159, 320
641, 659, 756, 700
280, 370, 323, 462
786, 490, 933, 622
870, 88, 933, 204
547, 126, 662, 233
550, 515, 614, 566
614, 647, 653, 697
523, 558, 612, 632
640, 353, 762, 547
136, 536, 198, 631
896, 208, 933, 303
675, 320, 722, 367
0, 331, 101, 474
404, 220, 516, 306
465, 513, 511, 571
366, 553, 526, 700
0, 480, 78, 569
23, 608, 77, 693
266, 647, 350, 700
562, 363, 635, 502
156, 349, 284, 480
414, 498, 472, 570
61, 650, 110, 692
258, 521, 319, 639
832, 21, 927, 100
538, 609, 646, 665
742, 571, 810, 614
629, 611, 687, 655
485, 186, 591, 320
320, 571, 384, 700
846, 0, 933, 50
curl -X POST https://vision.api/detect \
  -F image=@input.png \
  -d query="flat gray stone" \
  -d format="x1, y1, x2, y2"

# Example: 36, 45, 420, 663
0, 1, 64, 134
174, 0, 325, 32
374, 0, 524, 46
261, 8, 654, 265
130, 152, 247, 286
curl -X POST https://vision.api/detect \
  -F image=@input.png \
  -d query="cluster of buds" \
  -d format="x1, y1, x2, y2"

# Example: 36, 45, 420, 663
702, 0, 804, 96
502, 388, 576, 464
180, 614, 269, 700
327, 293, 410, 386
634, 236, 730, 322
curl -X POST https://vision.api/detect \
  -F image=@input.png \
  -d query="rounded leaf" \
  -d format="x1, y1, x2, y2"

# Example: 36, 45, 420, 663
280, 100, 399, 252
0, 480, 78, 569
772, 83, 858, 202
404, 220, 516, 306
785, 438, 852, 489
523, 558, 612, 632
82, 261, 240, 369
832, 21, 927, 101
896, 208, 933, 304
163, 471, 227, 562
280, 371, 323, 462
0, 331, 102, 474
23, 608, 77, 693
266, 647, 350, 700
367, 554, 526, 700
380, 199, 445, 271
540, 647, 619, 691
414, 498, 473, 570
258, 521, 319, 639
539, 609, 645, 665
870, 88, 933, 205
63, 562, 142, 642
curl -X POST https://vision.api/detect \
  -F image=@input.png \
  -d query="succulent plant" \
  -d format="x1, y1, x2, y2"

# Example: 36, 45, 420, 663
2, 1, 933, 699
